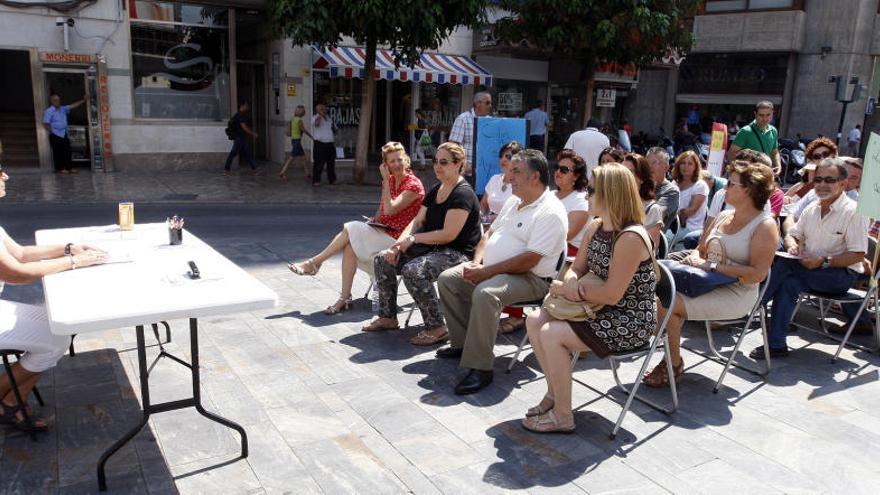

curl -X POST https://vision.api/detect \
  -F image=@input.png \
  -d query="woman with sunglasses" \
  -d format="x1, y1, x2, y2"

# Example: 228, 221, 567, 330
288, 142, 425, 315
554, 149, 591, 257
644, 160, 778, 388
785, 137, 837, 203
365, 142, 482, 346
480, 141, 522, 224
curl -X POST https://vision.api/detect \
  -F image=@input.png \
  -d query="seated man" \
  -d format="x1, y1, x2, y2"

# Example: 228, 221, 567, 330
437, 149, 567, 395
755, 158, 870, 358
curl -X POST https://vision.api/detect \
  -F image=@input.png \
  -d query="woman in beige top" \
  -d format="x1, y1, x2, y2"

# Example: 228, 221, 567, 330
644, 160, 779, 388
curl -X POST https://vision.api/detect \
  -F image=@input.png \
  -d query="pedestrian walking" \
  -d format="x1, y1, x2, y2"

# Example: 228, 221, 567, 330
847, 124, 862, 156
42, 93, 86, 174
279, 105, 312, 181
224, 101, 261, 176
449, 92, 492, 186
311, 103, 337, 186
523, 100, 548, 151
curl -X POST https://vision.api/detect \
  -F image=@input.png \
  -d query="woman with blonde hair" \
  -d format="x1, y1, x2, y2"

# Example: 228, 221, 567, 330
288, 141, 425, 314
279, 105, 313, 180
522, 163, 657, 433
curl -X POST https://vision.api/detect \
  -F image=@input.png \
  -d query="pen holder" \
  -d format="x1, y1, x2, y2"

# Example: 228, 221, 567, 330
169, 228, 183, 245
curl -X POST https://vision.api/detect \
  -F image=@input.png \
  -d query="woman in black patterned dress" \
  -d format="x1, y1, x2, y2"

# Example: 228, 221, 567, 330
523, 163, 657, 434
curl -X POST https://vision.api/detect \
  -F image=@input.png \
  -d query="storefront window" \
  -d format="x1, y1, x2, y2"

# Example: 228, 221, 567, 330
419, 83, 461, 146
130, 1, 230, 120
312, 71, 363, 158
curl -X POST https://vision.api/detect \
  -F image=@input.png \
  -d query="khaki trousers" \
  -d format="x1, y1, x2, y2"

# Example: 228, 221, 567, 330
437, 263, 550, 370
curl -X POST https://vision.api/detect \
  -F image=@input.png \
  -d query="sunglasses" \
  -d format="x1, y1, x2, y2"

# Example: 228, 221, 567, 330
810, 150, 833, 160
726, 179, 744, 188
502, 154, 512, 160
813, 176, 840, 184
556, 166, 572, 174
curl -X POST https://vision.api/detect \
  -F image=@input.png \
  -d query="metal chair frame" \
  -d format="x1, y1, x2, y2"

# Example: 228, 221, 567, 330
0, 350, 47, 441
570, 262, 679, 439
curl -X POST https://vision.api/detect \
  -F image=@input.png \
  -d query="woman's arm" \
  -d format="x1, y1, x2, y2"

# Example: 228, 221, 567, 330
679, 193, 706, 219
709, 219, 778, 284
568, 218, 601, 279
396, 206, 426, 241
0, 248, 106, 285
566, 211, 590, 243
381, 187, 420, 216
412, 209, 469, 245
298, 119, 313, 140
647, 223, 662, 248
578, 231, 649, 306
480, 194, 490, 215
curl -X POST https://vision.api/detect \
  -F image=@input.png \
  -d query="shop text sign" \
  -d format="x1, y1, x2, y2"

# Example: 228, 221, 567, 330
497, 92, 523, 113
39, 52, 97, 64
596, 89, 616, 108
98, 73, 113, 159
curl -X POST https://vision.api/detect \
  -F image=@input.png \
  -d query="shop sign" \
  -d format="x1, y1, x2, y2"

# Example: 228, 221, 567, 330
497, 92, 523, 112
287, 83, 297, 97
596, 89, 616, 108
39, 52, 96, 64
98, 71, 113, 160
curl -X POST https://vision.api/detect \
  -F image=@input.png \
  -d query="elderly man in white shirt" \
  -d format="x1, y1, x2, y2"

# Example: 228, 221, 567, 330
757, 158, 870, 359
437, 149, 567, 395
564, 117, 610, 178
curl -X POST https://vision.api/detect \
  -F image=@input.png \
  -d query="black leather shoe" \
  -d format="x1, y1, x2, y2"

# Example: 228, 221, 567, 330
454, 369, 493, 395
436, 346, 463, 359
748, 345, 789, 360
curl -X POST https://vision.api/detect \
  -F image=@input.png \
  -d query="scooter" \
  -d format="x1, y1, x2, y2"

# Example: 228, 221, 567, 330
778, 138, 805, 184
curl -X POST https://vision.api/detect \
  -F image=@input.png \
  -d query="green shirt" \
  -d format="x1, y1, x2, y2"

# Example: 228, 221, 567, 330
733, 120, 778, 155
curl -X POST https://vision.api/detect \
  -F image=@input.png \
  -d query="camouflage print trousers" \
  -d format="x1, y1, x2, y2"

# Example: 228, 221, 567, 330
373, 247, 469, 329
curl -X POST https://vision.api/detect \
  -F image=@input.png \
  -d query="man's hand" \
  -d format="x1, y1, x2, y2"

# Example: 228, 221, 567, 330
799, 256, 823, 270
462, 262, 491, 285
787, 243, 803, 256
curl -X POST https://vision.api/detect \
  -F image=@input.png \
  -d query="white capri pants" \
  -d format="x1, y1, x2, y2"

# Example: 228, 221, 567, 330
0, 300, 70, 372
345, 221, 395, 277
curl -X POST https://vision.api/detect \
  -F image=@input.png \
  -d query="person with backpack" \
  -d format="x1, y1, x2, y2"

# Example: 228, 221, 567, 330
224, 101, 261, 176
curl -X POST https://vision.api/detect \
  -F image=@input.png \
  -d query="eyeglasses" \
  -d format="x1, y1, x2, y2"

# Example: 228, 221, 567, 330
813, 176, 840, 184
433, 158, 455, 166
556, 166, 572, 174
726, 179, 744, 188
810, 150, 833, 160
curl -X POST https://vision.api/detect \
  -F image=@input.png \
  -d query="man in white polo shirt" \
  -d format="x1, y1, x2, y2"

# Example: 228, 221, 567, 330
437, 149, 567, 395
757, 157, 870, 359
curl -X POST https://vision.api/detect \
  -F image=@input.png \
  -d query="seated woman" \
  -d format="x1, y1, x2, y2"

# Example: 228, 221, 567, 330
554, 149, 590, 257
597, 147, 624, 166
0, 168, 106, 432
364, 142, 482, 346
784, 137, 836, 204
480, 141, 521, 224
622, 153, 663, 248
671, 150, 709, 245
523, 164, 656, 433
643, 160, 778, 387
288, 142, 424, 314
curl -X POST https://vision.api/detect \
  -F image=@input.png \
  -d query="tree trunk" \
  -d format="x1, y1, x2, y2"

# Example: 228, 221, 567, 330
581, 56, 596, 128
354, 37, 378, 184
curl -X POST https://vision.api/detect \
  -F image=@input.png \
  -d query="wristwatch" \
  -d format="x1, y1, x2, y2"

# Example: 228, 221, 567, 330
709, 261, 719, 272
822, 256, 831, 269
64, 242, 73, 255
407, 234, 416, 244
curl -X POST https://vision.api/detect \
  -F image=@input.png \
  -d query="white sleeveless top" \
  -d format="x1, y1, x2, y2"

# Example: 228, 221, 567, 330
705, 209, 771, 268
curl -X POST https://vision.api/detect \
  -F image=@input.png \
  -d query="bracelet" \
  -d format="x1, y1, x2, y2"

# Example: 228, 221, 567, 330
68, 254, 77, 270
64, 242, 73, 255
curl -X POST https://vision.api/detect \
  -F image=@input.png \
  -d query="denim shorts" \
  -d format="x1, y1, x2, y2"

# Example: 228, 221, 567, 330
290, 139, 305, 157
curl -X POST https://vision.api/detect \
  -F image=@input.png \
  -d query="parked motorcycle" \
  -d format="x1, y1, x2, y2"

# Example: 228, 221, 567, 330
778, 138, 805, 184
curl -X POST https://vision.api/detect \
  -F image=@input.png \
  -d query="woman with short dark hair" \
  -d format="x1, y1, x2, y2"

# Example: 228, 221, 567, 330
554, 149, 590, 257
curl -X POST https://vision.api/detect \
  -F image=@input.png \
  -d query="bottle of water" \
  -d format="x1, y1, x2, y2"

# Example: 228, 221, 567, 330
371, 284, 379, 313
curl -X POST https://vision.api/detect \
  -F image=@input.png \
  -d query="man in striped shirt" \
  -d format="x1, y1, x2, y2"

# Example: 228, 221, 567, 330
449, 92, 492, 185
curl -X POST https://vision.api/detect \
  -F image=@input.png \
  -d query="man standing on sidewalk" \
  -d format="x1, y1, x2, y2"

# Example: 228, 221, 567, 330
449, 92, 492, 186
524, 100, 548, 151
726, 100, 781, 175
43, 93, 86, 174
224, 101, 261, 176
311, 103, 336, 186
847, 124, 862, 156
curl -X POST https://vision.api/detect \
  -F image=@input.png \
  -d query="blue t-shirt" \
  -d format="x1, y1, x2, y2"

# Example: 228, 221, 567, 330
43, 105, 70, 138
524, 108, 548, 136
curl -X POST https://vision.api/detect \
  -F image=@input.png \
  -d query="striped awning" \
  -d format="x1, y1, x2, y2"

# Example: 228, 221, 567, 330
312, 47, 492, 86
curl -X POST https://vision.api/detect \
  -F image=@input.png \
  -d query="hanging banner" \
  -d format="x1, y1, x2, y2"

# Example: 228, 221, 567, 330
707, 122, 728, 177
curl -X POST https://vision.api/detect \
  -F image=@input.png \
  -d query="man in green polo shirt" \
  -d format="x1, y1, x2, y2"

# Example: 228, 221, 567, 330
727, 100, 781, 175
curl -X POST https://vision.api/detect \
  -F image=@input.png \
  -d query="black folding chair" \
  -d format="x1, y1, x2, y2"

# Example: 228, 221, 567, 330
0, 350, 46, 441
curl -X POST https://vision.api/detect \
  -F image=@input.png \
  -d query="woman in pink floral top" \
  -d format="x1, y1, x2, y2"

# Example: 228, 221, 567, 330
288, 142, 425, 314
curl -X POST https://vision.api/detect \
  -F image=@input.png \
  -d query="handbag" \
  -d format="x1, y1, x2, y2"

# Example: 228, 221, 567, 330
658, 235, 737, 297
542, 224, 658, 321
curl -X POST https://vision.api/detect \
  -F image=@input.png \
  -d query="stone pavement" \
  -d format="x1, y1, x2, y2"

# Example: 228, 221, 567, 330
2, 164, 439, 205
1, 205, 880, 494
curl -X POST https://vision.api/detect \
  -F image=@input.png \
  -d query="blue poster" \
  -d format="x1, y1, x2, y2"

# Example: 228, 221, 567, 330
474, 117, 529, 195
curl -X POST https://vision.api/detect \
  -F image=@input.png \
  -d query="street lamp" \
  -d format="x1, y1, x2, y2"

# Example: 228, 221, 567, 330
829, 75, 866, 147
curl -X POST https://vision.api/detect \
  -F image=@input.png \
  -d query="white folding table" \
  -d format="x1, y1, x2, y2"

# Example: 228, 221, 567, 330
36, 223, 278, 491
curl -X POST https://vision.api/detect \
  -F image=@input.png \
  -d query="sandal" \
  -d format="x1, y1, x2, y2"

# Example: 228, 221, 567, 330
362, 318, 400, 332
642, 358, 684, 388
410, 328, 449, 346
288, 259, 320, 276
0, 403, 48, 432
324, 296, 352, 315
279, 172, 288, 181
498, 317, 525, 335
526, 395, 554, 417
522, 410, 575, 434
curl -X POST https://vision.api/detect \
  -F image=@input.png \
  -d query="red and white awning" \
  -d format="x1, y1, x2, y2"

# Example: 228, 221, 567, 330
312, 47, 492, 86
